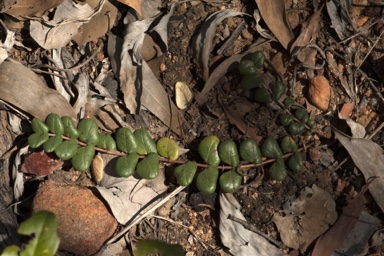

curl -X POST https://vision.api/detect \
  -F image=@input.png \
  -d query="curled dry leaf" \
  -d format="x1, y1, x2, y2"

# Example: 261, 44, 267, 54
175, 81, 193, 110
193, 9, 248, 81
116, 0, 142, 17
308, 75, 332, 111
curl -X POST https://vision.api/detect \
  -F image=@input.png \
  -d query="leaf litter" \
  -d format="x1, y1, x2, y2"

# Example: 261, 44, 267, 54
1, 0, 384, 255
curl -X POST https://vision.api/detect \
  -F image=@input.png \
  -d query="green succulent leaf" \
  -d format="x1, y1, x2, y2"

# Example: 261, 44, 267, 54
283, 97, 295, 108
219, 171, 242, 193
271, 81, 287, 100
196, 166, 219, 194
295, 108, 309, 123
1, 245, 19, 255
270, 158, 287, 181
261, 137, 283, 158
218, 140, 240, 167
279, 114, 294, 126
31, 118, 49, 134
198, 135, 220, 166
174, 161, 197, 186
133, 129, 157, 155
116, 127, 138, 153
43, 135, 63, 153
18, 211, 60, 256
306, 118, 316, 128
239, 138, 262, 164
45, 113, 64, 135
238, 59, 257, 75
77, 118, 99, 145
136, 153, 159, 180
254, 87, 272, 103
250, 51, 265, 69
134, 239, 184, 256
241, 74, 264, 90
61, 116, 79, 139
288, 152, 304, 173
97, 133, 117, 151
71, 145, 95, 172
288, 121, 306, 135
28, 133, 49, 149
116, 153, 139, 178
54, 139, 78, 160
157, 137, 179, 160
280, 136, 298, 153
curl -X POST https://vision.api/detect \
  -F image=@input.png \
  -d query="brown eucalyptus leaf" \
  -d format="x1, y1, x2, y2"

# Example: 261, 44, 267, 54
72, 0, 118, 46
116, 0, 142, 17
255, 0, 294, 50
3, 0, 63, 19
335, 131, 384, 213
193, 9, 248, 81
311, 182, 373, 256
29, 0, 106, 50
0, 60, 76, 120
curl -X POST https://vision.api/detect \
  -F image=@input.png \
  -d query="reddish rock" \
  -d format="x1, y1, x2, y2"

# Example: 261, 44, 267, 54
33, 180, 117, 255
308, 75, 332, 111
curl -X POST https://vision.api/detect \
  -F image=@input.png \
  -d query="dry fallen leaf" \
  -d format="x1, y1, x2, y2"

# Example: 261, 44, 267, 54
255, 0, 294, 50
175, 81, 193, 110
311, 181, 373, 256
0, 59, 76, 120
116, 0, 142, 17
91, 154, 104, 184
308, 75, 332, 111
4, 0, 64, 19
335, 131, 384, 213
273, 185, 337, 252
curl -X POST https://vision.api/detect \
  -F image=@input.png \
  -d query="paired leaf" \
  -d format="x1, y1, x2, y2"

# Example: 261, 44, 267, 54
45, 113, 64, 135
295, 108, 309, 123
116, 127, 138, 153
28, 133, 49, 148
241, 74, 264, 90
174, 161, 197, 186
288, 121, 306, 135
279, 114, 294, 126
262, 137, 283, 158
238, 59, 257, 75
218, 140, 240, 167
136, 153, 159, 180
271, 81, 287, 100
17, 211, 60, 256
43, 135, 63, 153
54, 139, 78, 160
97, 133, 117, 151
269, 158, 287, 181
250, 51, 265, 69
157, 137, 179, 160
239, 138, 262, 164
77, 118, 99, 145
71, 145, 95, 172
196, 166, 219, 194
198, 136, 220, 166
284, 97, 295, 108
61, 116, 79, 139
254, 87, 272, 103
288, 152, 304, 173
116, 153, 139, 178
220, 171, 242, 193
281, 136, 298, 153
31, 118, 49, 134
133, 129, 157, 155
